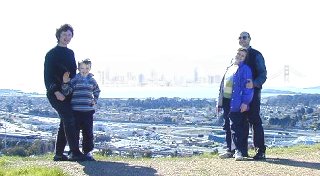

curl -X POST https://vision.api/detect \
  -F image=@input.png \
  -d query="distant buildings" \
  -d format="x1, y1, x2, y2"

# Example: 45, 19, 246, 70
95, 68, 222, 87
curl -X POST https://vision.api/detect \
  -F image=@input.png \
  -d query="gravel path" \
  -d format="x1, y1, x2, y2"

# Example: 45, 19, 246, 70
17, 151, 320, 176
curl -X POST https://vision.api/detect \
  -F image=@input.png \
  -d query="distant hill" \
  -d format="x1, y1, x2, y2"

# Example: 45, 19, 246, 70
263, 86, 320, 95
0, 89, 41, 96
262, 89, 297, 94
304, 86, 320, 89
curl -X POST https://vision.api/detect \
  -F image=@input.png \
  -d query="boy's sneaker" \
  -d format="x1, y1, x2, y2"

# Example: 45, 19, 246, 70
253, 151, 266, 160
219, 151, 233, 159
234, 150, 244, 161
53, 154, 68, 161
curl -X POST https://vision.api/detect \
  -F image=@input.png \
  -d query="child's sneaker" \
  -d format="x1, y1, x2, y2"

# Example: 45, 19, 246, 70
234, 150, 244, 161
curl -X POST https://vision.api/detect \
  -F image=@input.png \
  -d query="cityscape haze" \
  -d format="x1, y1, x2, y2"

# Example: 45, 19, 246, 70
1, 0, 319, 96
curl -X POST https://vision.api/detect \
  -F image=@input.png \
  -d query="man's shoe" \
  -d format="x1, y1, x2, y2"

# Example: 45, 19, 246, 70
234, 150, 244, 161
68, 153, 91, 162
219, 151, 233, 159
242, 152, 249, 157
85, 152, 96, 161
53, 154, 68, 161
253, 151, 266, 160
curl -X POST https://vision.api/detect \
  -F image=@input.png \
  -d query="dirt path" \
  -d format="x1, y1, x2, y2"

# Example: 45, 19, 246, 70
19, 151, 320, 176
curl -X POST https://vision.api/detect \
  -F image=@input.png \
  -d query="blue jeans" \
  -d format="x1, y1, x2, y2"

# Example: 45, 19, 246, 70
222, 98, 232, 152
73, 110, 95, 154
47, 93, 81, 155
229, 112, 247, 154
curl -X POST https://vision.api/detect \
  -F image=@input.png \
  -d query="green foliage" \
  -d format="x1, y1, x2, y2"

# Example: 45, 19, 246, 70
96, 148, 113, 156
0, 139, 55, 157
103, 97, 214, 109
266, 94, 320, 106
2, 146, 27, 157
0, 166, 67, 176
142, 150, 153, 158
28, 139, 55, 155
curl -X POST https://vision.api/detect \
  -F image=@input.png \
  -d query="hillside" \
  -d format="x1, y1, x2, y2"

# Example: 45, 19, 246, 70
1, 144, 320, 176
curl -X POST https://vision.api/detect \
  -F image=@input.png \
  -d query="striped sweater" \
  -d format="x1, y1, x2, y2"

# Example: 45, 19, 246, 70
62, 73, 100, 112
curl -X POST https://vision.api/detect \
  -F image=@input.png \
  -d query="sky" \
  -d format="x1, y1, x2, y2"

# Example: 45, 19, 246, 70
1, 0, 320, 94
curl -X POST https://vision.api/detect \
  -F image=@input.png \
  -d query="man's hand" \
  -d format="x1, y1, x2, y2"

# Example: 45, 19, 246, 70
63, 72, 71, 83
240, 103, 248, 112
216, 106, 222, 117
54, 91, 65, 101
246, 79, 253, 89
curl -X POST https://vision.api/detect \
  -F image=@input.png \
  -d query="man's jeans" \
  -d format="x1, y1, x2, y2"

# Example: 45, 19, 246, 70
244, 89, 266, 152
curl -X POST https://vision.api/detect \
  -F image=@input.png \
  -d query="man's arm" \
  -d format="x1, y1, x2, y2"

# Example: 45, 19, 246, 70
253, 53, 267, 88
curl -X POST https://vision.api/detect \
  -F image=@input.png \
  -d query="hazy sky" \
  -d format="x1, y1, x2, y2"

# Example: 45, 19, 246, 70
1, 0, 319, 93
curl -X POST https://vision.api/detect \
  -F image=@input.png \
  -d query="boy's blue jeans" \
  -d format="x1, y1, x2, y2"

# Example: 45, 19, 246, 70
73, 110, 95, 154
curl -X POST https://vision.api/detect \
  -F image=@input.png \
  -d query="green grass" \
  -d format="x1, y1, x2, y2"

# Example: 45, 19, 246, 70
266, 143, 320, 155
0, 166, 66, 176
0, 156, 68, 176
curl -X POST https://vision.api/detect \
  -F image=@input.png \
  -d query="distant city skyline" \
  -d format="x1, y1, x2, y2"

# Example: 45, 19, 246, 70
95, 67, 223, 87
93, 64, 306, 88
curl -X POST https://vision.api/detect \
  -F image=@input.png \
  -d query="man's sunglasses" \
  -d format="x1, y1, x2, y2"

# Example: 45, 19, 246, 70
238, 36, 248, 40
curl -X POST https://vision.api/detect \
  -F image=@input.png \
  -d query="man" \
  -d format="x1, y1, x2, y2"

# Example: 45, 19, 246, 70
44, 24, 90, 161
239, 31, 267, 160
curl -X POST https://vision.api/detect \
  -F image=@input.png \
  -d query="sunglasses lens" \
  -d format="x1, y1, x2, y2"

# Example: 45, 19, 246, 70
239, 36, 247, 40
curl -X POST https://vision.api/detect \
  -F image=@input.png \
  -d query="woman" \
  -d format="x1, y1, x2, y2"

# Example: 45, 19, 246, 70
217, 48, 253, 160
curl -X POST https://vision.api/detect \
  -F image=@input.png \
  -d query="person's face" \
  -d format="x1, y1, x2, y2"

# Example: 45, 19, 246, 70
78, 63, 91, 77
235, 50, 247, 65
238, 32, 250, 48
58, 30, 73, 47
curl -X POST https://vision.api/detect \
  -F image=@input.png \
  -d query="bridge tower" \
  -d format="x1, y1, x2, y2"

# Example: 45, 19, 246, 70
284, 65, 289, 83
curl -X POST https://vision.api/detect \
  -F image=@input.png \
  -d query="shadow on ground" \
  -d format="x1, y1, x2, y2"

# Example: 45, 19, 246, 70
80, 161, 159, 176
264, 157, 320, 170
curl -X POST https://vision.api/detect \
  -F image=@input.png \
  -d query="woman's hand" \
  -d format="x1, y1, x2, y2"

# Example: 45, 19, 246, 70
63, 72, 71, 83
54, 91, 65, 101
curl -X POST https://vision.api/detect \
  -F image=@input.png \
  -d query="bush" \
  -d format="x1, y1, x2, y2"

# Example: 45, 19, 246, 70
2, 146, 27, 157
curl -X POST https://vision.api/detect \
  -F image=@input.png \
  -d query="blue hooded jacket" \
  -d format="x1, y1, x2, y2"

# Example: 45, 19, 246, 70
218, 62, 254, 112
229, 62, 253, 112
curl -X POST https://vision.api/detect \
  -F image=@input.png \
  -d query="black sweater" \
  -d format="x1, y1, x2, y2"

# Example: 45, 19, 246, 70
44, 46, 77, 95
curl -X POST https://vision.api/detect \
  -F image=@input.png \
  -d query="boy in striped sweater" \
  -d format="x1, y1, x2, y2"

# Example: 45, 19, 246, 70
62, 59, 100, 161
